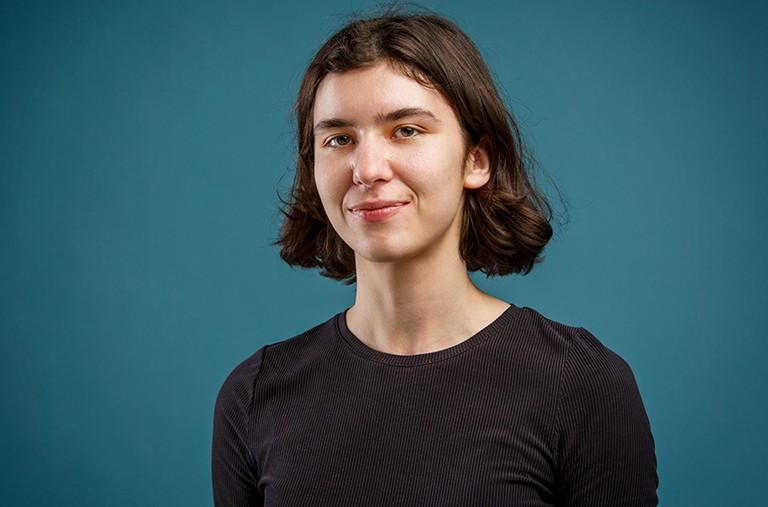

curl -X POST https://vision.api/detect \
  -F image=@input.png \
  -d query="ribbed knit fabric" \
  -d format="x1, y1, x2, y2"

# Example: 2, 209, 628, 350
212, 305, 658, 506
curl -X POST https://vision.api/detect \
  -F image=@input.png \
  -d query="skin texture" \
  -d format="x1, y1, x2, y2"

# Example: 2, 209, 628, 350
313, 62, 489, 267
312, 61, 508, 355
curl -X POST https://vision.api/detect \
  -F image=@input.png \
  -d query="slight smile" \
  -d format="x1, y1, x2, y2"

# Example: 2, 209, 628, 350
349, 201, 409, 222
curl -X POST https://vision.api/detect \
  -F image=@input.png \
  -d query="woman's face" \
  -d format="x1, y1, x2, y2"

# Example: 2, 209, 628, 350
312, 61, 490, 268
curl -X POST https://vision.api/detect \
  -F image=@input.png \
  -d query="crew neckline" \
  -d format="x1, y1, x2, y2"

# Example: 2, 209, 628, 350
334, 304, 521, 367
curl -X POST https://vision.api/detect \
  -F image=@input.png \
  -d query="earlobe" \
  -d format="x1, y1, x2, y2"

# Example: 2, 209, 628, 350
463, 144, 491, 189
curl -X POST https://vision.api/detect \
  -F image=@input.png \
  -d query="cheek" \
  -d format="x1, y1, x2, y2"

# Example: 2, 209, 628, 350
406, 149, 466, 195
313, 163, 346, 215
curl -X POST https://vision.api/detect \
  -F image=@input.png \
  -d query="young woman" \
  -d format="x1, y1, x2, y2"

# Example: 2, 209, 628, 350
212, 12, 658, 506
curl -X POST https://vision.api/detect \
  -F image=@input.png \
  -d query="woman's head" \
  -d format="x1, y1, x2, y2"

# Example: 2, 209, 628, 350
278, 10, 553, 282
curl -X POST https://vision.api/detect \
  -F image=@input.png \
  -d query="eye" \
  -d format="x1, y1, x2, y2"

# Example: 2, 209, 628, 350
394, 126, 419, 139
327, 134, 353, 148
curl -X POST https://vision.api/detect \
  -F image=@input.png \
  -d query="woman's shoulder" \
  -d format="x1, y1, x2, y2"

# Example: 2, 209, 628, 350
511, 306, 633, 372
518, 307, 658, 502
495, 306, 641, 407
216, 313, 341, 402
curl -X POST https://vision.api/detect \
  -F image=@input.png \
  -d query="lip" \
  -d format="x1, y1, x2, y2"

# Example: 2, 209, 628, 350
348, 200, 409, 222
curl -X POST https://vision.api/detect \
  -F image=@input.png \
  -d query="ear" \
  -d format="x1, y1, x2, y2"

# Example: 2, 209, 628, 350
463, 143, 491, 189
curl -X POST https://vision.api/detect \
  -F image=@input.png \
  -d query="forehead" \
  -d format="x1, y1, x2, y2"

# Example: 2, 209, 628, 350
312, 62, 457, 124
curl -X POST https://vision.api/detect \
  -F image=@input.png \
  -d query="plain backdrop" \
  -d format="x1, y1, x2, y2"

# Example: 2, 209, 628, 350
2, 0, 766, 505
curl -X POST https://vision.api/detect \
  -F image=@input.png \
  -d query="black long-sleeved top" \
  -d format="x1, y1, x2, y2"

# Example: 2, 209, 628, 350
212, 305, 658, 506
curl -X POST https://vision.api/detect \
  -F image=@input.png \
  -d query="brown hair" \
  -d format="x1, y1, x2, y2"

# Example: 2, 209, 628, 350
277, 10, 554, 283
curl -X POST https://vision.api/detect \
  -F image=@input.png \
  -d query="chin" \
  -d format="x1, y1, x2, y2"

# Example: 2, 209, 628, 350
353, 241, 421, 266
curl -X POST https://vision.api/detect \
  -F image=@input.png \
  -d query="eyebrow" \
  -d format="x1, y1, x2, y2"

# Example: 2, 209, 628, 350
313, 107, 442, 135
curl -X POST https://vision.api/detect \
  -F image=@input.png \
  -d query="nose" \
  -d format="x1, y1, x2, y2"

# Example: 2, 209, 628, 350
351, 137, 393, 188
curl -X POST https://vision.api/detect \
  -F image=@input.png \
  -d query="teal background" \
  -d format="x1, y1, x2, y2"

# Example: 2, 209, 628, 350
2, 0, 766, 504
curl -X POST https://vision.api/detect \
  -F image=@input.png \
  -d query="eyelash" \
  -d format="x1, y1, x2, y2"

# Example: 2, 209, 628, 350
326, 135, 353, 148
394, 126, 420, 139
324, 126, 421, 148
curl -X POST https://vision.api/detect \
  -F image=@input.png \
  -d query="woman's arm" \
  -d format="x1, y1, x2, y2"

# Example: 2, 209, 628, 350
212, 349, 265, 506
554, 329, 658, 506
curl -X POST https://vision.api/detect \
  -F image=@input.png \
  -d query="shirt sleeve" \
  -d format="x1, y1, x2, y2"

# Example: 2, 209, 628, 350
554, 328, 658, 506
212, 348, 265, 507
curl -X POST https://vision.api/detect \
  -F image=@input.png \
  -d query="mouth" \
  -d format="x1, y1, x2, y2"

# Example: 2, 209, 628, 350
348, 201, 409, 222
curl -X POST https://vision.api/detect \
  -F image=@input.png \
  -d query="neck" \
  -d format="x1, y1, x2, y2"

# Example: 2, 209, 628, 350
347, 250, 509, 355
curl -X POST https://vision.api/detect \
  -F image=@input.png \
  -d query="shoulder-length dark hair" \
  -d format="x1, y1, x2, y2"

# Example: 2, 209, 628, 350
277, 11, 553, 283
